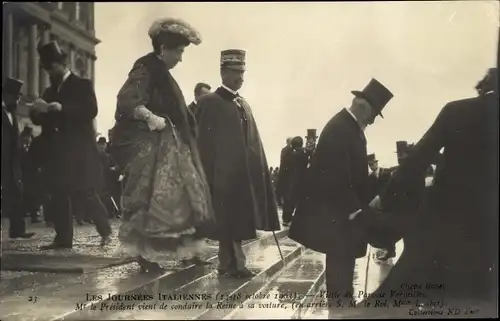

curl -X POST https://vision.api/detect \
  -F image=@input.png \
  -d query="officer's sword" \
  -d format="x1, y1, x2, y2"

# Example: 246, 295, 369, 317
272, 231, 285, 264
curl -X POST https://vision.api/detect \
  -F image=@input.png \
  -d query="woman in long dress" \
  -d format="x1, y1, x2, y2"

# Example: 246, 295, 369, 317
110, 18, 215, 272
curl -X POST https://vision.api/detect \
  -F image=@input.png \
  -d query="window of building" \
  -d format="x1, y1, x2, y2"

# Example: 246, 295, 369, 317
75, 57, 86, 77
75, 2, 81, 21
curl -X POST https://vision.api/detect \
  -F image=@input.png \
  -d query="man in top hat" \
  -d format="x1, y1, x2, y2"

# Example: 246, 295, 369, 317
289, 78, 393, 311
2, 78, 36, 239
276, 137, 294, 209
30, 41, 111, 250
304, 129, 318, 164
368, 68, 499, 306
188, 82, 211, 122
196, 49, 280, 278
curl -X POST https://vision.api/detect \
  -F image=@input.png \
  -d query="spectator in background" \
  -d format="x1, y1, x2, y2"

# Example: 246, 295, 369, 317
188, 82, 211, 122
2, 78, 36, 239
19, 127, 42, 223
276, 137, 293, 207
97, 137, 120, 218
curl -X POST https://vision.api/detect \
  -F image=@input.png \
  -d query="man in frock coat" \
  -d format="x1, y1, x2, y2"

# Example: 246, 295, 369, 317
289, 79, 394, 305
197, 49, 280, 279
30, 41, 111, 250
369, 68, 499, 304
2, 78, 36, 240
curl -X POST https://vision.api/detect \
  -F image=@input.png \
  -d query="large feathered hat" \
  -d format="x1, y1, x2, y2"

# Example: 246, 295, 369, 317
148, 17, 202, 45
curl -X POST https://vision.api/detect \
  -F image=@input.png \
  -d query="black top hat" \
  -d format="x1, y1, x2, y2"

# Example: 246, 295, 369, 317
352, 78, 393, 118
2, 77, 24, 98
396, 141, 409, 155
221, 49, 246, 71
305, 129, 318, 138
475, 67, 498, 95
367, 153, 377, 163
38, 41, 67, 66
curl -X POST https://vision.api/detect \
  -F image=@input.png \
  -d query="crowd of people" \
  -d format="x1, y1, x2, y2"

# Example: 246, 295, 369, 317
1, 14, 498, 313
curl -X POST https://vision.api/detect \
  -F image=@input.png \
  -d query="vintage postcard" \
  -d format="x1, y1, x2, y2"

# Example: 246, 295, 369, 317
1, 1, 498, 320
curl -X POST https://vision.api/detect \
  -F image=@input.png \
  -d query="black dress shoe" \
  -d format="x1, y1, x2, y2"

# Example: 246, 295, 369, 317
229, 268, 256, 279
378, 250, 396, 261
10, 232, 36, 239
40, 243, 72, 250
137, 256, 165, 273
217, 268, 229, 277
182, 257, 212, 266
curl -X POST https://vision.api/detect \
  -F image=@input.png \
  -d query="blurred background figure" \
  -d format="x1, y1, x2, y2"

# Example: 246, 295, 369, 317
188, 82, 211, 122
19, 127, 42, 224
96, 137, 121, 219
276, 137, 293, 207
2, 78, 36, 240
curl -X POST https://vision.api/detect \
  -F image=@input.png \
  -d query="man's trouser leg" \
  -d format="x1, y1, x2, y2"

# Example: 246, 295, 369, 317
73, 191, 111, 238
51, 192, 74, 247
218, 238, 247, 273
7, 190, 27, 237
326, 250, 356, 317
282, 197, 294, 224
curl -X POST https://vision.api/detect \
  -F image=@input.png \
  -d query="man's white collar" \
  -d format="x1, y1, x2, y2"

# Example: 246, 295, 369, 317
345, 108, 365, 131
62, 70, 71, 83
222, 84, 238, 96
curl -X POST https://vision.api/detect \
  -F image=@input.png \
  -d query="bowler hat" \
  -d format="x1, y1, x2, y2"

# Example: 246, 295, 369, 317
2, 78, 24, 98
221, 49, 246, 71
367, 153, 377, 163
38, 41, 67, 67
97, 137, 107, 144
352, 78, 393, 118
305, 129, 318, 139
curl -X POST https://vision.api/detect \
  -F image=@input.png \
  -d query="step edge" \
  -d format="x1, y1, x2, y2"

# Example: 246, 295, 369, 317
48, 230, 289, 321
194, 243, 306, 320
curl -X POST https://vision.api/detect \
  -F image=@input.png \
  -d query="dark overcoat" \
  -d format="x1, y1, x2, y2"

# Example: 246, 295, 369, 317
196, 87, 280, 241
368, 168, 392, 200
373, 92, 499, 300
2, 108, 23, 200
30, 73, 105, 193
289, 109, 371, 257
276, 145, 294, 200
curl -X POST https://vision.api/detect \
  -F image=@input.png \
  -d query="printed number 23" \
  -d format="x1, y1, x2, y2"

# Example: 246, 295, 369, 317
28, 296, 38, 303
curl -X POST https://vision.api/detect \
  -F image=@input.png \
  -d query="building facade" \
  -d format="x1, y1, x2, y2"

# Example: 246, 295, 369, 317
2, 2, 100, 135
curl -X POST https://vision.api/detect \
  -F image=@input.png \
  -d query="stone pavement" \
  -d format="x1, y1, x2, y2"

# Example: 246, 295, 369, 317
5, 216, 492, 320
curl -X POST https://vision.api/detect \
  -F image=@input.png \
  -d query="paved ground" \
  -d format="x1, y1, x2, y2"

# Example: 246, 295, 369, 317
3, 216, 495, 319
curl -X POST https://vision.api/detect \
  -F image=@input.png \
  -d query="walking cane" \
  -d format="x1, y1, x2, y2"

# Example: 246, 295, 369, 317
364, 245, 372, 295
272, 231, 285, 264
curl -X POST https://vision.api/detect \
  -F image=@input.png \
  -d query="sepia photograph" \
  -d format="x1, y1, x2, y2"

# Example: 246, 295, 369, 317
1, 1, 499, 320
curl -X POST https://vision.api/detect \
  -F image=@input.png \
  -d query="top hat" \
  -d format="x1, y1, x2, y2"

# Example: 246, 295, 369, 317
396, 141, 410, 155
221, 49, 246, 71
305, 129, 318, 139
352, 78, 393, 118
475, 67, 498, 95
2, 77, 24, 98
38, 41, 67, 66
367, 153, 377, 163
